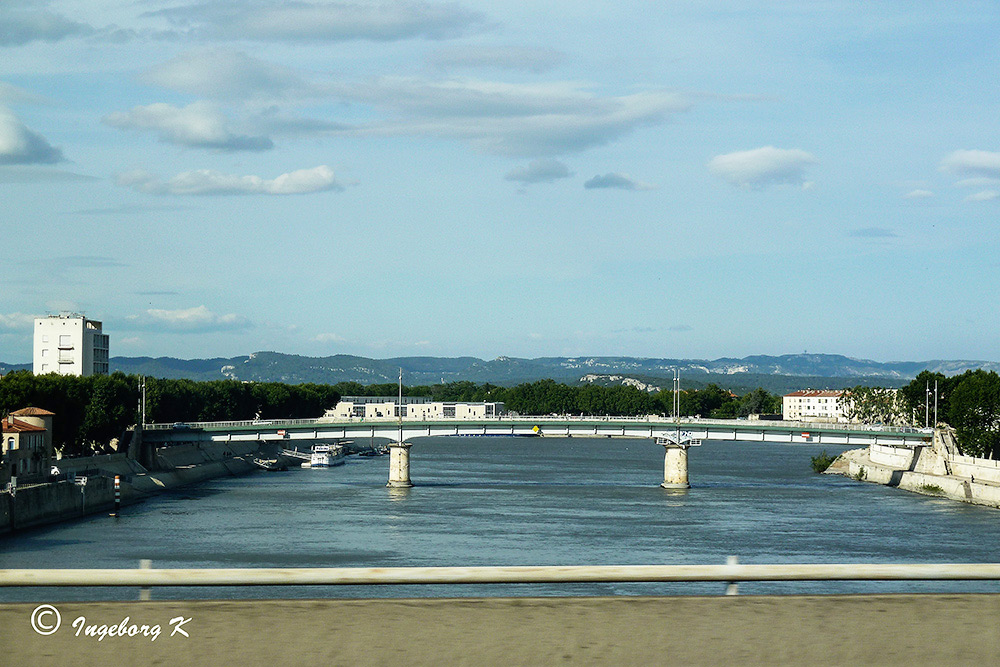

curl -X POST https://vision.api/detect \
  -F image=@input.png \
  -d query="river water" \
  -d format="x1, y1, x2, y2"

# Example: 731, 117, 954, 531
3, 437, 999, 600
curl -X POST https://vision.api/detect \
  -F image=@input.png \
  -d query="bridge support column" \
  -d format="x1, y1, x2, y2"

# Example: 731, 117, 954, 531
387, 441, 413, 488
659, 441, 690, 489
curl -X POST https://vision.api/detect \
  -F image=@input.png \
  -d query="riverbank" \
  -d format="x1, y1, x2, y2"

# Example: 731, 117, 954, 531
826, 427, 1000, 509
1, 437, 286, 535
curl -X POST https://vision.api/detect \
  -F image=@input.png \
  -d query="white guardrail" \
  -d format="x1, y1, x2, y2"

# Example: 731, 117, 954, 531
3, 563, 1000, 588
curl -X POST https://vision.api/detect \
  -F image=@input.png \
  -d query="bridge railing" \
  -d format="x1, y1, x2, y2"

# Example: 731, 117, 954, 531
4, 563, 1000, 590
142, 414, 930, 436
678, 417, 931, 435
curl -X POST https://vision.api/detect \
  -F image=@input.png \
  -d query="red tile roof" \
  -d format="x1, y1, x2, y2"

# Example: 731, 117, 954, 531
2, 417, 45, 433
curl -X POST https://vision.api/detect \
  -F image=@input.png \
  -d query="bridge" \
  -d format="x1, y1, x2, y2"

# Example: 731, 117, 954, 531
143, 415, 931, 447
142, 416, 932, 489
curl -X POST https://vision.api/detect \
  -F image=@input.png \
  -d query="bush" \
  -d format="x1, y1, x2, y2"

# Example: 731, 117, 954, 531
810, 450, 836, 473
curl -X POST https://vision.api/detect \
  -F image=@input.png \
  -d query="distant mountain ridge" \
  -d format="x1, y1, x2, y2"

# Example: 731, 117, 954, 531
3, 352, 997, 390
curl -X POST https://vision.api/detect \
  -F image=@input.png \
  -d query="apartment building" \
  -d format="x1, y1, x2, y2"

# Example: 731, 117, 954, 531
782, 389, 849, 422
33, 314, 109, 376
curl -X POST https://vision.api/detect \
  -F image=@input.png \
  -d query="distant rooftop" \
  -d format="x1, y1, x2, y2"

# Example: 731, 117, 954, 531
339, 396, 433, 404
11, 407, 55, 416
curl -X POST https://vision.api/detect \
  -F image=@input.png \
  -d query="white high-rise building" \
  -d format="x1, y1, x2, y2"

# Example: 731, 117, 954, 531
33, 314, 110, 377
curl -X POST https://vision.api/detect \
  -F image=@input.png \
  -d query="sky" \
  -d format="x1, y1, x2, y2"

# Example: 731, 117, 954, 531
1, 1, 999, 364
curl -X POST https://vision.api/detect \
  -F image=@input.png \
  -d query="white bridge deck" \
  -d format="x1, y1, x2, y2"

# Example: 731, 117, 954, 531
143, 416, 932, 448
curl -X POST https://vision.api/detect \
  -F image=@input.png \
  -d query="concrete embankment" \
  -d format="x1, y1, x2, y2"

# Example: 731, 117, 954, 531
827, 427, 1000, 509
3, 594, 999, 666
1, 438, 284, 535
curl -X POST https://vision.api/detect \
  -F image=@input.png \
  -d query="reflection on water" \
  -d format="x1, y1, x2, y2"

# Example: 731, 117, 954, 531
3, 437, 1000, 600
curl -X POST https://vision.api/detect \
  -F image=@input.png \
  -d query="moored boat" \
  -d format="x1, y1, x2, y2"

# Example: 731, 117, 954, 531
310, 443, 346, 467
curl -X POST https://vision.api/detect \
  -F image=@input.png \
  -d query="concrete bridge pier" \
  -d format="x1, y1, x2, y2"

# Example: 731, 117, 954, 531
658, 438, 690, 489
387, 441, 414, 488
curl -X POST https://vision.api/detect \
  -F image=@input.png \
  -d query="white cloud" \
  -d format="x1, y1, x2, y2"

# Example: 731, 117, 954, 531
104, 102, 273, 151
132, 55, 688, 158
583, 172, 655, 191
940, 150, 1000, 179
118, 165, 345, 196
139, 305, 251, 332
966, 190, 999, 202
143, 50, 312, 102
427, 46, 564, 73
0, 9, 95, 46
505, 158, 571, 184
0, 312, 36, 330
341, 79, 688, 157
148, 1, 486, 42
0, 105, 63, 164
903, 189, 933, 199
708, 146, 817, 189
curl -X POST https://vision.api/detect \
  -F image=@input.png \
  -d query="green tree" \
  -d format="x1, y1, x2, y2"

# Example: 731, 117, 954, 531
737, 387, 781, 417
898, 370, 953, 427
841, 386, 908, 426
947, 370, 1000, 459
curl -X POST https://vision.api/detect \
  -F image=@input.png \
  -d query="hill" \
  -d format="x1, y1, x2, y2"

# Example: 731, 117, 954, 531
4, 352, 997, 394
101, 352, 1000, 393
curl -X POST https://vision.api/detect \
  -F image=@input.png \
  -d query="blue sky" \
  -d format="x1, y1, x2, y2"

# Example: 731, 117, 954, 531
1, 1, 999, 363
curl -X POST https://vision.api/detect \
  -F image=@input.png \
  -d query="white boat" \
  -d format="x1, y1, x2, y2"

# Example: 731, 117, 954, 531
310, 444, 346, 467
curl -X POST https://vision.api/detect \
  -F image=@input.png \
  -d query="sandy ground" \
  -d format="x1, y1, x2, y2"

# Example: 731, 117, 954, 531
3, 594, 1000, 666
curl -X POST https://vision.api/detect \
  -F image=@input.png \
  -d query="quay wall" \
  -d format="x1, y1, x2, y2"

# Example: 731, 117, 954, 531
0, 477, 115, 533
2, 595, 999, 666
1, 438, 282, 535
949, 454, 1000, 485
869, 443, 918, 469
836, 447, 1000, 509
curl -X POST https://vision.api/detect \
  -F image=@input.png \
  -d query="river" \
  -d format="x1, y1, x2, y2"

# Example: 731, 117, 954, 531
3, 437, 999, 600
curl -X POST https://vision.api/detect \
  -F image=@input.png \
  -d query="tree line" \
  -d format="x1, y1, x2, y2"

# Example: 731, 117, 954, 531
0, 371, 340, 457
338, 378, 782, 420
843, 369, 1000, 459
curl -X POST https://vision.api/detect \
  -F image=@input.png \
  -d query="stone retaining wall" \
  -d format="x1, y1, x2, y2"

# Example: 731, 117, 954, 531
838, 448, 1000, 509
1, 439, 282, 534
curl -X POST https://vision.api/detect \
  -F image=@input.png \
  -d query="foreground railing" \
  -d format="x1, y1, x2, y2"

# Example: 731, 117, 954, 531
4, 563, 1000, 589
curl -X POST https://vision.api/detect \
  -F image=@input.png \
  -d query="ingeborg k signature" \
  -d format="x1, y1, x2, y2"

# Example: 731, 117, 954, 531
31, 604, 191, 641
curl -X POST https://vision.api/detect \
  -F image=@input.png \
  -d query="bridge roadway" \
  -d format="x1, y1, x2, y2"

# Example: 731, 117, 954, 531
143, 416, 933, 448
